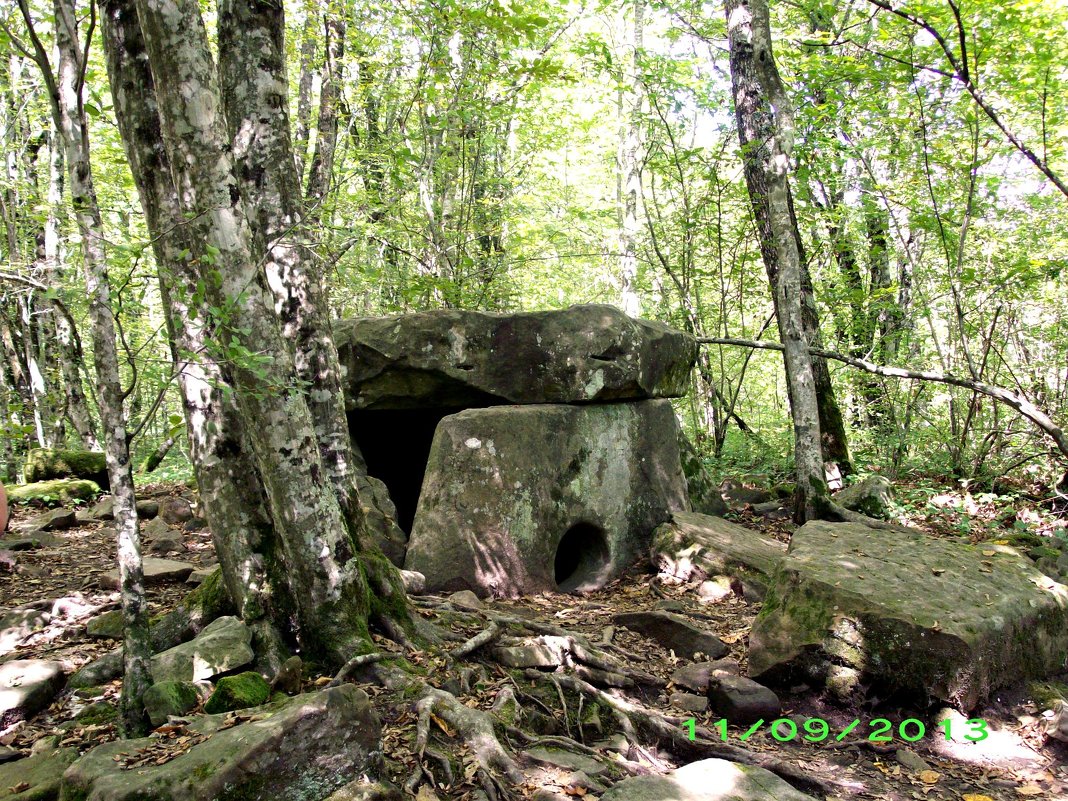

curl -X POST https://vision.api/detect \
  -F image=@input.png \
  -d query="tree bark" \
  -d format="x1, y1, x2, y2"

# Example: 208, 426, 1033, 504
725, 0, 829, 520
617, 0, 643, 318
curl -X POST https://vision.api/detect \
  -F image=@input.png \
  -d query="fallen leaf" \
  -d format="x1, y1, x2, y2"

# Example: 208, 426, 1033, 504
963, 795, 995, 801
1016, 786, 1044, 796
918, 770, 941, 784
982, 550, 997, 556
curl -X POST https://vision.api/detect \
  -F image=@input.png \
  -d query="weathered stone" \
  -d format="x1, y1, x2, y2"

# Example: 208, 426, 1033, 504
600, 758, 817, 801
22, 509, 76, 533
614, 611, 727, 660
720, 480, 773, 507
677, 431, 727, 517
835, 475, 894, 520
184, 568, 215, 586
0, 608, 50, 656
61, 685, 381, 801
0, 747, 76, 801
491, 637, 571, 669
74, 701, 119, 727
271, 656, 303, 696
749, 521, 1068, 708
336, 305, 697, 410
203, 671, 270, 714
670, 692, 708, 713
0, 535, 59, 551
895, 749, 931, 772
1046, 699, 1068, 743
0, 746, 20, 764
147, 534, 184, 556
142, 516, 173, 541
136, 499, 159, 519
652, 512, 786, 596
522, 746, 607, 776
24, 449, 108, 488
142, 681, 201, 728
86, 610, 123, 640
3, 480, 100, 505
445, 590, 483, 610
399, 570, 426, 594
158, 497, 194, 525
696, 577, 733, 604
99, 558, 194, 590
324, 781, 404, 801
707, 674, 780, 725
405, 401, 688, 596
0, 660, 66, 727
90, 496, 114, 520
150, 616, 254, 684
670, 659, 739, 693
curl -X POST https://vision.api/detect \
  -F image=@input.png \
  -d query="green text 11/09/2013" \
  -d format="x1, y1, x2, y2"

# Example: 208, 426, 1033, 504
683, 717, 990, 743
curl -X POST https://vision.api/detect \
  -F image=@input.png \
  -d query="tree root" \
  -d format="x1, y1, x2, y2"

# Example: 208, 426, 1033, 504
328, 651, 390, 687
449, 622, 502, 659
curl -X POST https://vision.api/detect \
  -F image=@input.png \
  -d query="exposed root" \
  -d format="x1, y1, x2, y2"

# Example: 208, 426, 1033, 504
328, 651, 390, 687
449, 622, 502, 660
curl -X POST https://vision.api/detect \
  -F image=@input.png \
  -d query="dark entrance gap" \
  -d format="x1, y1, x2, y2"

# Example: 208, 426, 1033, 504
555, 522, 611, 593
348, 407, 466, 533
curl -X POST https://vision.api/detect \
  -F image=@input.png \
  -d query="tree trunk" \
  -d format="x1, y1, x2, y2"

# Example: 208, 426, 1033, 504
725, 0, 828, 521
128, 0, 406, 663
20, 0, 152, 734
617, 0, 643, 318
304, 11, 344, 209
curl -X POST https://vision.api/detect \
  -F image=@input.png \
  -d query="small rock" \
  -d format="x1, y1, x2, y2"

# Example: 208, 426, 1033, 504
90, 496, 115, 520
600, 758, 817, 800
100, 557, 194, 589
0, 746, 21, 764
86, 610, 124, 640
158, 496, 193, 525
614, 611, 728, 660
447, 590, 484, 610
400, 570, 426, 594
142, 516, 173, 541
23, 508, 76, 532
1046, 699, 1068, 743
324, 780, 404, 801
135, 499, 159, 519
895, 748, 932, 772
0, 534, 59, 551
522, 746, 607, 776
183, 517, 207, 532
696, 577, 733, 603
271, 656, 303, 695
0, 660, 67, 727
185, 568, 215, 586
670, 658, 739, 693
707, 674, 780, 725
142, 681, 202, 728
835, 475, 894, 520
670, 692, 708, 713
147, 533, 184, 556
75, 701, 119, 727
565, 771, 607, 793
204, 671, 271, 714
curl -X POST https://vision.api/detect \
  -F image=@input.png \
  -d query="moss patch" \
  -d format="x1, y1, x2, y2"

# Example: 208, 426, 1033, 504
4, 479, 101, 505
143, 681, 201, 727
204, 672, 271, 714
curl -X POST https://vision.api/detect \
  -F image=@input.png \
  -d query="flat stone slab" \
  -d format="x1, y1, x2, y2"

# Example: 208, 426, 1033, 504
652, 512, 786, 594
522, 746, 607, 776
61, 685, 381, 801
0, 747, 77, 800
335, 304, 697, 409
614, 611, 727, 660
0, 660, 66, 728
600, 758, 817, 801
99, 558, 194, 589
404, 401, 688, 596
749, 521, 1068, 708
151, 615, 254, 683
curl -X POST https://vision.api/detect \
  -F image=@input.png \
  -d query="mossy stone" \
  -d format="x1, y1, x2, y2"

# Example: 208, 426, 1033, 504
4, 479, 101, 505
204, 672, 270, 714
75, 701, 118, 727
24, 449, 108, 487
85, 610, 123, 640
142, 681, 201, 727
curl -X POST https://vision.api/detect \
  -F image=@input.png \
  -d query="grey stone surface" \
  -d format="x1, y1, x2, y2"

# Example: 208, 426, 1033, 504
835, 475, 894, 520
670, 659, 739, 693
0, 660, 66, 727
61, 685, 381, 801
707, 674, 781, 725
100, 558, 194, 589
749, 521, 1068, 708
158, 497, 194, 525
670, 692, 709, 713
22, 508, 75, 533
599, 758, 817, 801
86, 610, 123, 640
0, 608, 50, 655
614, 611, 727, 660
522, 746, 607, 776
335, 304, 697, 410
0, 747, 76, 801
405, 401, 688, 596
652, 512, 786, 595
142, 681, 201, 727
150, 616, 254, 684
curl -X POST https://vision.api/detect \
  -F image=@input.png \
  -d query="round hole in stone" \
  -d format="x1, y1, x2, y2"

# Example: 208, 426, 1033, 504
554, 522, 611, 593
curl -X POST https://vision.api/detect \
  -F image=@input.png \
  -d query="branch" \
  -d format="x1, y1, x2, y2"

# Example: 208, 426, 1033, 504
696, 336, 1068, 461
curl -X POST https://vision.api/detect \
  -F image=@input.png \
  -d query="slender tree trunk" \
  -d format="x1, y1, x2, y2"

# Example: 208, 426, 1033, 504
292, 5, 318, 184
617, 0, 643, 318
305, 10, 344, 209
725, 0, 828, 521
19, 0, 152, 734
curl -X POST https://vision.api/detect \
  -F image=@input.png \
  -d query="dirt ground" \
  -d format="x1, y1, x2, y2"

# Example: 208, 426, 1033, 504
2, 491, 1067, 800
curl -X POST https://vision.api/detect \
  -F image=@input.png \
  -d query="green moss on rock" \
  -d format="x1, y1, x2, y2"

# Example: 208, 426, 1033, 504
204, 672, 270, 714
5, 479, 101, 505
75, 702, 118, 727
143, 681, 201, 727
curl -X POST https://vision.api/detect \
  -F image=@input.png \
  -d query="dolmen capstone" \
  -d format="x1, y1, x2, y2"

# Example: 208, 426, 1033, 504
335, 304, 696, 597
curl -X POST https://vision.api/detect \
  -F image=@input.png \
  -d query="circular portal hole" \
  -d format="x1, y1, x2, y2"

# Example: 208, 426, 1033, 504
554, 522, 611, 592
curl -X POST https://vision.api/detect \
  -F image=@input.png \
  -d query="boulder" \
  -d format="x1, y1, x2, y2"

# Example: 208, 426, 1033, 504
86, 610, 124, 640
203, 671, 270, 714
677, 431, 727, 517
61, 685, 381, 801
749, 521, 1068, 708
335, 304, 697, 410
405, 401, 688, 596
0, 660, 66, 727
614, 611, 727, 660
0, 747, 77, 801
707, 674, 780, 725
21, 508, 76, 533
141, 681, 202, 728
652, 512, 786, 597
151, 616, 254, 684
599, 758, 817, 801
158, 497, 193, 525
4, 480, 100, 505
24, 449, 108, 488
100, 558, 194, 590
835, 475, 894, 520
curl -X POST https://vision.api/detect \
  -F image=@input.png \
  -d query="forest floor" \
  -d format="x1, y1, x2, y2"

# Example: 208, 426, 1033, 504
2, 486, 1067, 801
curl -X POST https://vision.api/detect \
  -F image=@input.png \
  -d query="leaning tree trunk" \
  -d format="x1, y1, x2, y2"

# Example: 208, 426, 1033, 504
129, 0, 404, 663
19, 0, 152, 734
725, 0, 828, 521
617, 0, 643, 318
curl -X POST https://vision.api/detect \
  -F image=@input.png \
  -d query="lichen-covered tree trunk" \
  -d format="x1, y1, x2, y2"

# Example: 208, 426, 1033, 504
129, 0, 399, 662
24, 0, 152, 734
617, 0, 643, 318
725, 0, 828, 521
